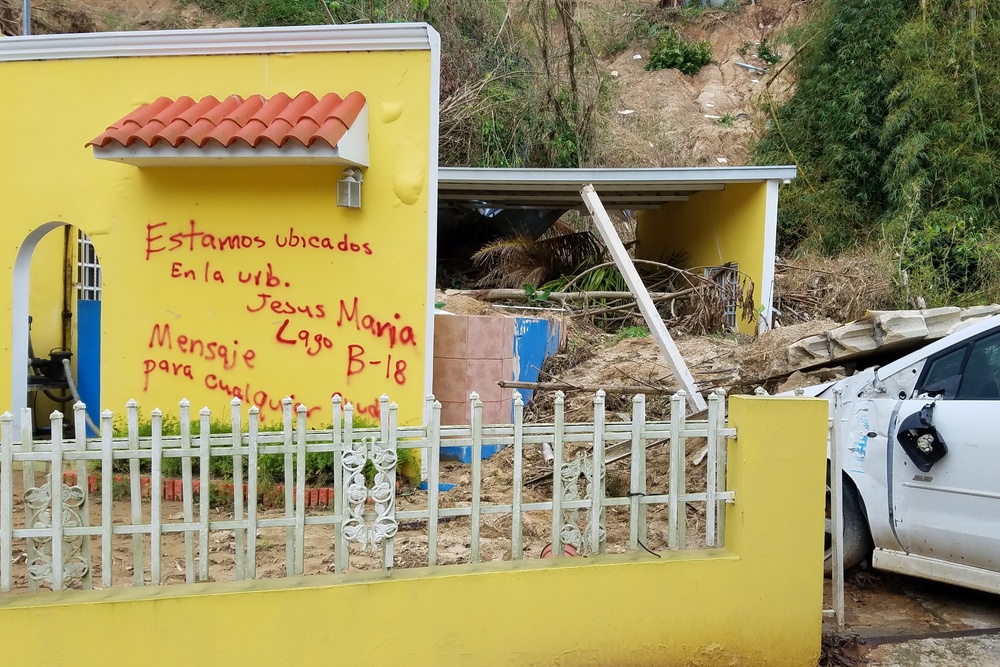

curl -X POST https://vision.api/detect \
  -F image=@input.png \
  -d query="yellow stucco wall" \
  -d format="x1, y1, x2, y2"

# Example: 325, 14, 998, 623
0, 396, 828, 665
636, 183, 767, 334
1, 39, 435, 426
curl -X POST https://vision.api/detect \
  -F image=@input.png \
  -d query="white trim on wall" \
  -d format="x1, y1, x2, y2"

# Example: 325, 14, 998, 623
422, 28, 441, 463
11, 222, 68, 435
759, 179, 780, 332
0, 23, 438, 62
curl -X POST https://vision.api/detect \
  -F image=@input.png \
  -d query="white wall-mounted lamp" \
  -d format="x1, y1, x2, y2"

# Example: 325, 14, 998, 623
337, 168, 363, 208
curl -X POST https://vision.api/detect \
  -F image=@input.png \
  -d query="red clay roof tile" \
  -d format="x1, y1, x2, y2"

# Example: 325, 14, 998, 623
86, 92, 367, 150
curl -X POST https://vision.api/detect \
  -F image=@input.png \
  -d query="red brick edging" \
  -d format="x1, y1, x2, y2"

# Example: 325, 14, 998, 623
61, 471, 336, 509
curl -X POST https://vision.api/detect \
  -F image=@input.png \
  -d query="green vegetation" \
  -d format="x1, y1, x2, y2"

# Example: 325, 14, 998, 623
107, 411, 418, 487
717, 114, 735, 127
614, 325, 650, 341
755, 37, 781, 65
754, 0, 1000, 306
645, 28, 712, 75
190, 0, 607, 169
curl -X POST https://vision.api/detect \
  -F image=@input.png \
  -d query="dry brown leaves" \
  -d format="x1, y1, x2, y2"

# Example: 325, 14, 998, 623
775, 250, 896, 325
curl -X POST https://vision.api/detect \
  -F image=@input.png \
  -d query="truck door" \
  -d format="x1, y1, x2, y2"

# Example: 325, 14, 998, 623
890, 329, 1000, 573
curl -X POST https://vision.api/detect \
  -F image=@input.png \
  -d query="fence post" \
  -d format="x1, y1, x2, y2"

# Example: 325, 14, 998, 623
705, 392, 720, 548
126, 399, 143, 586
668, 391, 687, 550
383, 401, 399, 571
230, 398, 245, 581
338, 402, 354, 573
331, 395, 344, 574
629, 394, 646, 551
295, 404, 307, 576
551, 391, 565, 557
247, 406, 259, 580
179, 399, 195, 584
150, 408, 163, 585
282, 396, 295, 576
512, 392, 524, 560
100, 409, 114, 588
1, 411, 13, 593
72, 401, 93, 590
591, 390, 606, 555
427, 399, 441, 566
830, 389, 845, 631
470, 392, 482, 563
715, 389, 728, 547
20, 408, 37, 594
50, 410, 65, 591
198, 407, 211, 582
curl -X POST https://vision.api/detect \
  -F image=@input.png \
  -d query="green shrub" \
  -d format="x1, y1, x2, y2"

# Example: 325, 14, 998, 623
645, 28, 712, 76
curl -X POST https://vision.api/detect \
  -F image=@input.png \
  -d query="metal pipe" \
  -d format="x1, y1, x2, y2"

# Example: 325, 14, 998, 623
22, 0, 30, 35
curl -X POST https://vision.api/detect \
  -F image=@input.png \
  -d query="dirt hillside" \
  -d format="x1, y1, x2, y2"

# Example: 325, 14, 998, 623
595, 0, 808, 167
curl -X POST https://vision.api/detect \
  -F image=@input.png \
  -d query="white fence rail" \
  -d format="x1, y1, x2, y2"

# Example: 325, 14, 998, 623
0, 390, 734, 594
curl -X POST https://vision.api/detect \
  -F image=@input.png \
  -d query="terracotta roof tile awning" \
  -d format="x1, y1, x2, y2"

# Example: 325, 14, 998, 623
86, 91, 369, 168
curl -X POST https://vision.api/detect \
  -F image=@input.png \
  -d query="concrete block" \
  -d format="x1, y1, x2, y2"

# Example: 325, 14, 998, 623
872, 312, 928, 347
787, 334, 833, 368
959, 305, 1000, 321
921, 307, 962, 339
827, 321, 878, 359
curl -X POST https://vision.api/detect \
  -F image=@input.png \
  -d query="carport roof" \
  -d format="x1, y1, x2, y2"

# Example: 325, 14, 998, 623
437, 165, 797, 209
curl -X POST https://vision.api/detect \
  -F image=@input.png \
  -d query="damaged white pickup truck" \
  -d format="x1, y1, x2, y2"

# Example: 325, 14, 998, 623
798, 313, 1000, 594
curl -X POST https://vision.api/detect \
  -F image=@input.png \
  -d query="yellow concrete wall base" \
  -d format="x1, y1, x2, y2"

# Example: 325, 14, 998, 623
0, 396, 828, 666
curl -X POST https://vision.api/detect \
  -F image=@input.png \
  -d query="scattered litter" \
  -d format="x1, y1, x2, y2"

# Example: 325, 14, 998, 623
716, 157, 728, 164
610, 70, 619, 77
751, 79, 760, 83
632, 54, 643, 60
705, 102, 715, 108
736, 62, 767, 74
618, 109, 636, 116
704, 114, 721, 119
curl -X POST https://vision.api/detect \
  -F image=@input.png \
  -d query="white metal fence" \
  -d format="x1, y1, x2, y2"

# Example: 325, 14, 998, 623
0, 390, 734, 594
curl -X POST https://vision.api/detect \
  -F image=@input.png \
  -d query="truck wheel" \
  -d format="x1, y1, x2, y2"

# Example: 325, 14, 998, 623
824, 471, 873, 575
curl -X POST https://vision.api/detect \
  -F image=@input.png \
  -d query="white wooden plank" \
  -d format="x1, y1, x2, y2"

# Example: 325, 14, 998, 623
427, 400, 441, 566
294, 404, 307, 576
628, 394, 646, 551
580, 184, 706, 412
247, 406, 259, 579
551, 392, 565, 557
1, 412, 13, 592
72, 402, 93, 590
100, 409, 113, 588
50, 410, 65, 591
150, 408, 163, 585
511, 393, 524, 560
668, 392, 687, 550
470, 393, 483, 563
705, 392, 720, 547
331, 395, 344, 574
282, 397, 295, 577
126, 399, 143, 586
198, 407, 211, 582
179, 399, 195, 584
590, 391, 605, 555
20, 408, 37, 594
230, 398, 245, 581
